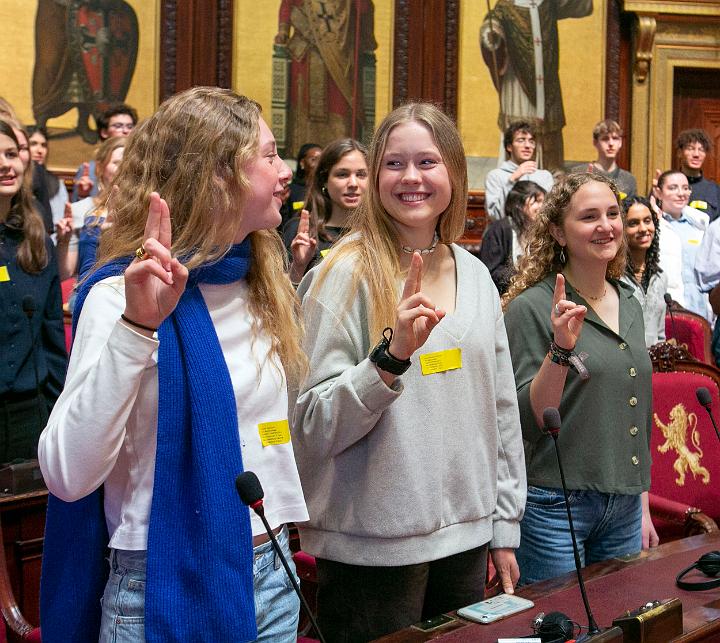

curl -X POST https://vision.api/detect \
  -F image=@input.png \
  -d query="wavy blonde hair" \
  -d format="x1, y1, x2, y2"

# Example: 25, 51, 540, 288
95, 86, 306, 383
503, 172, 627, 307
310, 103, 468, 340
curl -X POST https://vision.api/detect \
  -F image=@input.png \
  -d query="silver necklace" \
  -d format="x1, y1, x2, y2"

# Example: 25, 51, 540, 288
401, 232, 439, 255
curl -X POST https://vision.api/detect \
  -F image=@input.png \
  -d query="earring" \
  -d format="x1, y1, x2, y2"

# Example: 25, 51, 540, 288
559, 246, 566, 264
322, 185, 328, 196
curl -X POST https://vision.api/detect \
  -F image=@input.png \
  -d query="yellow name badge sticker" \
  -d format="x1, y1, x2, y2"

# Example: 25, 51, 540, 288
419, 348, 462, 376
258, 420, 291, 447
688, 238, 701, 245
292, 201, 305, 211
0, 266, 9, 282
690, 200, 708, 210
320, 248, 330, 258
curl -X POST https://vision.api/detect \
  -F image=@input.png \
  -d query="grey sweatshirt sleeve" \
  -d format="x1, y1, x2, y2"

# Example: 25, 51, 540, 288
490, 297, 527, 549
293, 264, 403, 459
484, 169, 510, 221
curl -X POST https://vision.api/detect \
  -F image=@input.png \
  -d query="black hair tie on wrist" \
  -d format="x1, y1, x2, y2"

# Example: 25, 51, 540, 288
121, 314, 158, 333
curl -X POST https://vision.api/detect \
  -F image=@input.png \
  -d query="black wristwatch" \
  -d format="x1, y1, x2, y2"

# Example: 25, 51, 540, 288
369, 327, 411, 375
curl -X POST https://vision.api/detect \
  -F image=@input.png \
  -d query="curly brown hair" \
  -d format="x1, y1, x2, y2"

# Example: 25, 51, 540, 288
503, 172, 627, 307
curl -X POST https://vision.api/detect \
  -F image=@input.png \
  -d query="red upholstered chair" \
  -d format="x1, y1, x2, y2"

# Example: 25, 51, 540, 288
665, 302, 714, 365
648, 343, 720, 541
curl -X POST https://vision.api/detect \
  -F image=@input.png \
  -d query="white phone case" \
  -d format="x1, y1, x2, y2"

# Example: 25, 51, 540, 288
457, 594, 535, 624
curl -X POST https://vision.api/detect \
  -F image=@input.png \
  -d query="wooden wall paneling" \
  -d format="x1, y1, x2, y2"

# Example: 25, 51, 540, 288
159, 0, 234, 102
606, 0, 634, 170
393, 0, 459, 119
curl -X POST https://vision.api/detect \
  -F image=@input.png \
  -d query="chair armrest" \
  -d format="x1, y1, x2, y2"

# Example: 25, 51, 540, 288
648, 493, 718, 536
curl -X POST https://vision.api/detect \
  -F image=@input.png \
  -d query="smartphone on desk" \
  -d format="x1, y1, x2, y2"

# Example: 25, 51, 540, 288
457, 594, 534, 624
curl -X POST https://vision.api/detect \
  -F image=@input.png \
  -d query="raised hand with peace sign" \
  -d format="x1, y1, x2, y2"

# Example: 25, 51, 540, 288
122, 192, 188, 333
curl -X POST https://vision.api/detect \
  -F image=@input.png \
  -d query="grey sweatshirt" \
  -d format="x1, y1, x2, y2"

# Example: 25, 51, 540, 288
485, 160, 555, 221
291, 244, 526, 566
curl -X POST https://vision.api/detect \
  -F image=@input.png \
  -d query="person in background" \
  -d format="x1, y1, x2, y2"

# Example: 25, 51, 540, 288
39, 87, 308, 642
571, 119, 637, 199
480, 180, 545, 295
293, 103, 525, 641
71, 103, 137, 202
653, 169, 710, 319
56, 137, 127, 284
621, 196, 667, 347
285, 142, 322, 222
485, 121, 554, 221
676, 128, 720, 222
284, 138, 368, 282
0, 119, 66, 462
504, 173, 657, 586
27, 125, 70, 238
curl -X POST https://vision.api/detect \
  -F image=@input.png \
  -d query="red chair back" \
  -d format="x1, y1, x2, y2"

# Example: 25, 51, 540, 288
665, 308, 713, 365
649, 343, 720, 524
651, 370, 720, 518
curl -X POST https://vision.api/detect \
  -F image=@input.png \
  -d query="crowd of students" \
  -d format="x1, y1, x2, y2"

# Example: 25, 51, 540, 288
0, 88, 719, 642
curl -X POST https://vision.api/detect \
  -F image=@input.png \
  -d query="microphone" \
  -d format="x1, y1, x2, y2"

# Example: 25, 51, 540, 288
543, 408, 621, 641
696, 387, 720, 445
664, 293, 677, 340
235, 472, 326, 643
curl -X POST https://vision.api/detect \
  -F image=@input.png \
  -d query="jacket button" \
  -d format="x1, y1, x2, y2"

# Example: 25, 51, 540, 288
631, 456, 639, 465
629, 396, 638, 406
629, 367, 637, 377
630, 426, 639, 436
619, 342, 628, 350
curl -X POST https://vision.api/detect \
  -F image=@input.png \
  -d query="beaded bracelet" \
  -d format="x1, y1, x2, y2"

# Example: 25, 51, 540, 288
548, 341, 573, 366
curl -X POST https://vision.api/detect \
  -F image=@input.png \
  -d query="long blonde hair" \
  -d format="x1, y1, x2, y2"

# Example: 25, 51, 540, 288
95, 87, 306, 383
503, 172, 627, 307
311, 103, 468, 340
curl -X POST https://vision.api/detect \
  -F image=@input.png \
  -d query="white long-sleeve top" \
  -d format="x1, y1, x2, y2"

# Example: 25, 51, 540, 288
39, 276, 308, 549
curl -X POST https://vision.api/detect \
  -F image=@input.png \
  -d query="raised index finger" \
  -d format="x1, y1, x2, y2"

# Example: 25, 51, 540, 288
298, 209, 310, 235
143, 192, 164, 244
553, 272, 566, 305
401, 252, 423, 300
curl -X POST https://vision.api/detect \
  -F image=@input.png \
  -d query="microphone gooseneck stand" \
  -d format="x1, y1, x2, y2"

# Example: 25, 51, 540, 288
236, 471, 327, 643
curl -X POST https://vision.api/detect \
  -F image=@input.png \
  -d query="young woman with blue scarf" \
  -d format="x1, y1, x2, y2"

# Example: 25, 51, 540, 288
38, 87, 309, 643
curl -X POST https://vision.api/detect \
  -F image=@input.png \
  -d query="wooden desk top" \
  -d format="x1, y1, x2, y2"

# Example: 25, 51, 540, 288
377, 533, 720, 642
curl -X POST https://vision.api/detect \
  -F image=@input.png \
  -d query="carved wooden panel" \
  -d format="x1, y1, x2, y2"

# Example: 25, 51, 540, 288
159, 0, 234, 102
393, 0, 458, 119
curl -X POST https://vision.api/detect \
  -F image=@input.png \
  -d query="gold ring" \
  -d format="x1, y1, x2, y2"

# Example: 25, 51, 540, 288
135, 244, 149, 261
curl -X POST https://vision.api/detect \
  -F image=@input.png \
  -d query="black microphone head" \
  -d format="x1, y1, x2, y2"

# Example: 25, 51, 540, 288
542, 407, 561, 434
664, 293, 673, 306
22, 295, 36, 316
697, 387, 713, 408
235, 471, 264, 506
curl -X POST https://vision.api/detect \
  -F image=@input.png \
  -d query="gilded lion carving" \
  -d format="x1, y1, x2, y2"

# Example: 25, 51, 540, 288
655, 404, 710, 486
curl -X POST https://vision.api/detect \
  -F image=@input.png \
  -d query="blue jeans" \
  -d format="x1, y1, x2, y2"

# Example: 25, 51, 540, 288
98, 525, 299, 642
516, 486, 642, 585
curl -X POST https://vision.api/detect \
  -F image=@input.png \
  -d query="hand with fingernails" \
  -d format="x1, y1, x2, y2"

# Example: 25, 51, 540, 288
551, 273, 586, 351
76, 162, 93, 198
55, 202, 74, 244
511, 161, 537, 182
123, 192, 189, 332
289, 209, 317, 282
386, 252, 445, 364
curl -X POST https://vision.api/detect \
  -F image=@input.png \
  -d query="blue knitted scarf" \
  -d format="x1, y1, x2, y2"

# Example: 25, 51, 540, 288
40, 241, 258, 642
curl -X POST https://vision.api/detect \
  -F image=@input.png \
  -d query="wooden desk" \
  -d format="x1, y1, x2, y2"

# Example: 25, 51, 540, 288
378, 533, 720, 642
0, 490, 47, 638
